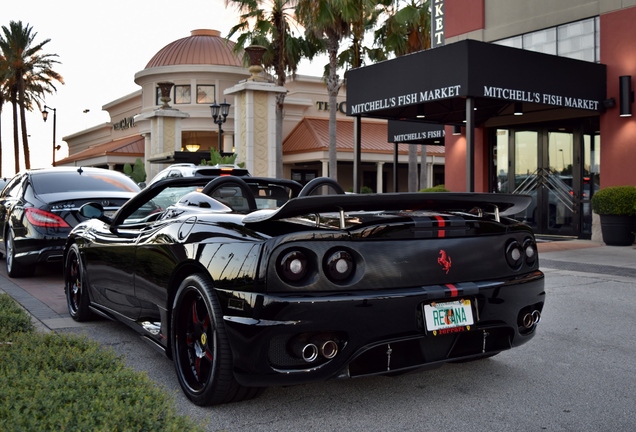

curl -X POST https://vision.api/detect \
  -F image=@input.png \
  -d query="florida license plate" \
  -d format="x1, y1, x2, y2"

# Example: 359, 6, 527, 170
423, 299, 474, 335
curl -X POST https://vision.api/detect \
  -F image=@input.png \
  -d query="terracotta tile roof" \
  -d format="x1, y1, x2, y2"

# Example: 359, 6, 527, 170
145, 29, 242, 69
57, 135, 145, 165
283, 117, 445, 156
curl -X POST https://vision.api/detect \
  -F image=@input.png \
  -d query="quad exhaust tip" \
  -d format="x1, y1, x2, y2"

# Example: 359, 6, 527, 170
301, 343, 319, 363
291, 335, 340, 363
522, 310, 542, 329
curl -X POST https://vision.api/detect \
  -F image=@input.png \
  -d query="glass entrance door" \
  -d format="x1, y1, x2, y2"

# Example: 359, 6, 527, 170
495, 128, 578, 236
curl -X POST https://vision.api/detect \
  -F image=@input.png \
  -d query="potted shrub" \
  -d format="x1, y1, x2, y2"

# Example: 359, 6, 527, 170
591, 185, 636, 246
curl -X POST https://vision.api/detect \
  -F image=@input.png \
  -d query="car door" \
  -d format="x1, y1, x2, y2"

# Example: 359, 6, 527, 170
79, 217, 141, 319
0, 175, 26, 256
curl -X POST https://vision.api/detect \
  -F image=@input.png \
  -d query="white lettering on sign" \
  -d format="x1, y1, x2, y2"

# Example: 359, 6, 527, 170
484, 86, 599, 111
564, 97, 599, 110
393, 129, 445, 142
432, 0, 445, 48
483, 86, 540, 102
420, 85, 461, 101
350, 97, 396, 114
350, 85, 462, 115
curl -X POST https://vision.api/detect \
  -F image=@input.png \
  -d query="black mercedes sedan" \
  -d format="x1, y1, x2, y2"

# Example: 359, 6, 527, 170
0, 167, 140, 277
64, 175, 545, 406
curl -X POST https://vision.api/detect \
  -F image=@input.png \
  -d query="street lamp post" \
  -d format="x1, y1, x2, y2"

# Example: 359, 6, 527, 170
42, 106, 60, 167
210, 99, 231, 153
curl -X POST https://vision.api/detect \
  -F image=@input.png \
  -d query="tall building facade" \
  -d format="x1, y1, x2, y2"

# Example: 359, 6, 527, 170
346, 0, 636, 239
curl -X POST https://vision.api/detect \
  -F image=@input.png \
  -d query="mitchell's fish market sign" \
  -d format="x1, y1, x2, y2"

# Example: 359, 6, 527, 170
484, 85, 600, 110
349, 84, 462, 115
349, 83, 601, 116
393, 129, 444, 143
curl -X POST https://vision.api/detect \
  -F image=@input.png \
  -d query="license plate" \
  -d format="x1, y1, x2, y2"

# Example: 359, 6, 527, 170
104, 210, 116, 218
423, 299, 474, 335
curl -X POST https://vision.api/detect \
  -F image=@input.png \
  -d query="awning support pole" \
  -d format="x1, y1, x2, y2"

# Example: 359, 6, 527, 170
353, 116, 362, 193
466, 97, 475, 192
394, 142, 399, 192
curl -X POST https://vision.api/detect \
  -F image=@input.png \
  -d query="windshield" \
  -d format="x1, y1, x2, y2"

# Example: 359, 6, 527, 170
32, 171, 140, 194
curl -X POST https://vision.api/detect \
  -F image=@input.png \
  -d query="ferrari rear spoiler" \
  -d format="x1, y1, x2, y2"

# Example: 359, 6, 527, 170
243, 192, 531, 224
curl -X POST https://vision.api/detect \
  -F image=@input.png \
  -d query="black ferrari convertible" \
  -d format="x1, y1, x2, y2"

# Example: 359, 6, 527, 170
64, 175, 545, 406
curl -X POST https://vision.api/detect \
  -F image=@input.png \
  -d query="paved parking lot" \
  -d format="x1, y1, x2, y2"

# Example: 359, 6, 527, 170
2, 240, 636, 431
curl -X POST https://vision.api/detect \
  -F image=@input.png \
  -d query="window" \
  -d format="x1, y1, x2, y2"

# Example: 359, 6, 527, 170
523, 28, 556, 55
495, 17, 600, 63
174, 85, 191, 104
197, 85, 215, 104
558, 18, 597, 62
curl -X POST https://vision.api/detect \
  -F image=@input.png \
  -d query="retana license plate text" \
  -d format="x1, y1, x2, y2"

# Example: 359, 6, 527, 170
423, 299, 474, 336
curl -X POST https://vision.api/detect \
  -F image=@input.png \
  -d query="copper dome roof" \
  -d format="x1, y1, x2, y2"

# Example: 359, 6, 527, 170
145, 29, 243, 69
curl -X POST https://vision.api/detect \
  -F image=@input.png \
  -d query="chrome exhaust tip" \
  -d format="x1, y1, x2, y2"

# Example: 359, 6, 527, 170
532, 310, 541, 324
522, 313, 535, 329
318, 340, 338, 359
300, 343, 319, 363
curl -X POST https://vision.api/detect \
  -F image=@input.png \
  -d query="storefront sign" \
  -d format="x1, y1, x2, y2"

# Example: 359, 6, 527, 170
350, 85, 462, 115
388, 120, 446, 144
316, 101, 347, 114
432, 0, 445, 48
393, 129, 445, 142
483, 86, 600, 110
113, 116, 136, 131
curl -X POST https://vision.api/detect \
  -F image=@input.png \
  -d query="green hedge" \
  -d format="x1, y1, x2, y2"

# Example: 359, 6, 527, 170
0, 293, 203, 431
420, 184, 450, 192
0, 294, 33, 338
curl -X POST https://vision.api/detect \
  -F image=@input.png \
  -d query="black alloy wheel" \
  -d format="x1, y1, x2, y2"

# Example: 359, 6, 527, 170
5, 229, 35, 278
64, 244, 92, 321
171, 274, 263, 406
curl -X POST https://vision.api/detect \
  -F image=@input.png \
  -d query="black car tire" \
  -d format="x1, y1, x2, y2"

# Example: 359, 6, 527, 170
171, 274, 263, 406
5, 229, 35, 278
64, 244, 93, 321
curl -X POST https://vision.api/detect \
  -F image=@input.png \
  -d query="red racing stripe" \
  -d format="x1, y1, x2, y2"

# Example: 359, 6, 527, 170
446, 283, 459, 297
434, 215, 446, 238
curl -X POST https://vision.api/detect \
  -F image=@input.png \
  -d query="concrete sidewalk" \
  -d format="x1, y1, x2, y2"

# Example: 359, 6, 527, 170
1, 239, 634, 333
538, 239, 636, 279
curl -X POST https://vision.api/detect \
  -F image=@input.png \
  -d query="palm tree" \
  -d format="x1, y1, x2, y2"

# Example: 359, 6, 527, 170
296, 0, 351, 181
298, 0, 384, 183
0, 55, 9, 177
226, 0, 317, 178
0, 21, 63, 172
372, 0, 431, 190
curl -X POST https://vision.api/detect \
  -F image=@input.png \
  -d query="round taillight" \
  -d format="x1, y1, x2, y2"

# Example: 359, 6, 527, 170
278, 251, 308, 282
523, 238, 537, 265
505, 241, 523, 270
324, 250, 354, 282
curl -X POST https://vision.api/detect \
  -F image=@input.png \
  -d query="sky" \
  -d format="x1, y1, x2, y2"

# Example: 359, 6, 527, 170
2, 0, 323, 178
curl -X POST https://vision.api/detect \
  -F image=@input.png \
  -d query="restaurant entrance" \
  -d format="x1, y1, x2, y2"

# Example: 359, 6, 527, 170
491, 119, 600, 238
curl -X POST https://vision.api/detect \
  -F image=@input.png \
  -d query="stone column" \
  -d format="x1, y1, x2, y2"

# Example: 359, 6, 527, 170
134, 81, 190, 181
225, 81, 286, 177
376, 161, 385, 193
321, 160, 329, 177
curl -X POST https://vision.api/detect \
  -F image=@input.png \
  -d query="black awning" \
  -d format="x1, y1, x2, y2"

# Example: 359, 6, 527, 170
346, 39, 607, 125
